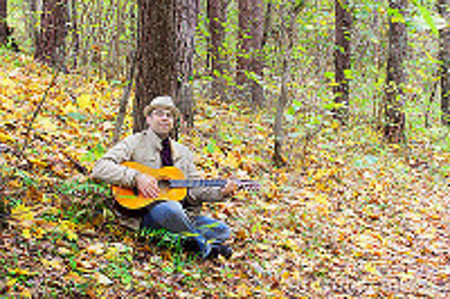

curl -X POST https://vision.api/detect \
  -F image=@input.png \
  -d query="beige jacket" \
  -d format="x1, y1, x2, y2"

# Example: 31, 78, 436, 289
91, 129, 223, 230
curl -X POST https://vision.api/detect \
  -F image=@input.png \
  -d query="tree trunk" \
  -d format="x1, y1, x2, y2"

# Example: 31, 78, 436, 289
438, 0, 449, 126
114, 50, 137, 144
135, 0, 177, 133
0, 0, 7, 46
135, 0, 197, 133
334, 0, 352, 124
272, 2, 303, 166
237, 0, 264, 106
261, 1, 272, 49
384, 0, 407, 143
35, 0, 68, 69
70, 0, 79, 69
273, 55, 289, 167
208, 0, 227, 101
174, 0, 199, 129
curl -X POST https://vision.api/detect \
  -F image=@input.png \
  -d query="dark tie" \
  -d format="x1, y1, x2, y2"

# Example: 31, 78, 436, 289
160, 138, 173, 167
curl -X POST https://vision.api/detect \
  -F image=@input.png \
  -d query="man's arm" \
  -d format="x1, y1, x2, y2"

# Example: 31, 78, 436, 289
91, 135, 140, 188
185, 151, 236, 203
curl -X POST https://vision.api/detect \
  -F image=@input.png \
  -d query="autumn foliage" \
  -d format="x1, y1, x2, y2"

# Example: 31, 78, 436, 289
0, 50, 448, 297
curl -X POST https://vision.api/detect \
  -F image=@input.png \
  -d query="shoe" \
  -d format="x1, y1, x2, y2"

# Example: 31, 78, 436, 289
218, 244, 233, 259
210, 244, 233, 260
182, 236, 212, 259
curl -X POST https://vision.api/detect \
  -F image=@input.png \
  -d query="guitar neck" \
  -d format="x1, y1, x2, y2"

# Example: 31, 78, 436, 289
168, 180, 227, 188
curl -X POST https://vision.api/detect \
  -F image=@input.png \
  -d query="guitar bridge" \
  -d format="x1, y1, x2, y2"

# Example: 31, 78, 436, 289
132, 186, 139, 196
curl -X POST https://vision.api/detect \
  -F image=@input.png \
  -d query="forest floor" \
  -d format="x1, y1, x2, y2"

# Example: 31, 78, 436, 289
0, 50, 449, 298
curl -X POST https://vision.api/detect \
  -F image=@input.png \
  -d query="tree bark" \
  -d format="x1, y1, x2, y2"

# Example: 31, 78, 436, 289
208, 0, 227, 101
135, 0, 197, 133
272, 2, 303, 166
35, 0, 68, 69
70, 0, 79, 69
0, 0, 7, 47
22, 0, 38, 50
135, 0, 177, 133
384, 0, 407, 143
237, 0, 264, 106
174, 0, 199, 129
273, 55, 289, 167
113, 50, 137, 144
334, 0, 352, 124
438, 0, 449, 126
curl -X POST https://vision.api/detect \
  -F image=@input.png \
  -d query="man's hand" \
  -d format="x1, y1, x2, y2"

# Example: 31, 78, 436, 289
220, 180, 237, 197
136, 173, 160, 198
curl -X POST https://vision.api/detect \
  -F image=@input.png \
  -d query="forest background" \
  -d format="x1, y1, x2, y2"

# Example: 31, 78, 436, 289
0, 0, 448, 297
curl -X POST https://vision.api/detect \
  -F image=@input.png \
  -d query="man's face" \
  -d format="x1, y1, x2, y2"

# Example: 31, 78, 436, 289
146, 108, 174, 136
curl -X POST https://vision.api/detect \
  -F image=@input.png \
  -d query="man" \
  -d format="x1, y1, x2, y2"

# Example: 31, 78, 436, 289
92, 96, 237, 259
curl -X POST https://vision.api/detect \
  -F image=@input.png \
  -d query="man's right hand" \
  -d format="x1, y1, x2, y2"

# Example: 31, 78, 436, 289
135, 173, 160, 198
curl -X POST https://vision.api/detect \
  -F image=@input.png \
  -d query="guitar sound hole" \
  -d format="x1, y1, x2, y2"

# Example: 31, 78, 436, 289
132, 186, 139, 196
158, 180, 171, 190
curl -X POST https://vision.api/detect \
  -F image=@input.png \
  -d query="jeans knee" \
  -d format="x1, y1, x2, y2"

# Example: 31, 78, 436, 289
204, 221, 231, 241
151, 201, 183, 220
217, 223, 231, 240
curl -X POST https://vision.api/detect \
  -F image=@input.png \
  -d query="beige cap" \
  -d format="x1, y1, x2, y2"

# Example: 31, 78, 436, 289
143, 96, 180, 117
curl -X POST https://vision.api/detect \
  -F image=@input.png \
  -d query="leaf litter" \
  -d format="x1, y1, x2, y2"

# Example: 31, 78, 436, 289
0, 51, 449, 297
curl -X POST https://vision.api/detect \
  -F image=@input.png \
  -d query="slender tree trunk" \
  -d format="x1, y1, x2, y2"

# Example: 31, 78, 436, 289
114, 50, 137, 144
70, 0, 79, 69
251, 0, 264, 105
334, 0, 352, 124
273, 55, 289, 167
237, 0, 264, 106
0, 0, 7, 46
23, 0, 39, 50
272, 3, 302, 166
237, 0, 251, 100
35, 0, 68, 69
261, 1, 272, 49
208, 0, 227, 101
438, 0, 449, 126
135, 0, 177, 133
384, 0, 407, 143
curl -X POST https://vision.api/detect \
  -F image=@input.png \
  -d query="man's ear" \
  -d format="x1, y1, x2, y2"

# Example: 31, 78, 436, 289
145, 114, 152, 127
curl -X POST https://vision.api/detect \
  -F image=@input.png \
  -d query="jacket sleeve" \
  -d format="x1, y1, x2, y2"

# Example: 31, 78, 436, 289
91, 135, 140, 188
185, 150, 224, 203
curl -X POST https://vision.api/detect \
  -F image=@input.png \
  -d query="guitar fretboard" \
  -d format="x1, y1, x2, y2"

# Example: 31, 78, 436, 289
168, 180, 227, 188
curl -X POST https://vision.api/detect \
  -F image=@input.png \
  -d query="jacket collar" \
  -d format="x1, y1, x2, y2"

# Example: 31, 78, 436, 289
145, 128, 181, 162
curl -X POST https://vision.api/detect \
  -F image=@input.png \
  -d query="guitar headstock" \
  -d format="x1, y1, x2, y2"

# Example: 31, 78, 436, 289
237, 180, 260, 192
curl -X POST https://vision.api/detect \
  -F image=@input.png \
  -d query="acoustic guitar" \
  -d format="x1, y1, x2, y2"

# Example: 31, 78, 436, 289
113, 161, 260, 209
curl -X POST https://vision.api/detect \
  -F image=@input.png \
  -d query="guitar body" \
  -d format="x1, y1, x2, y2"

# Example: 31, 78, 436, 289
112, 161, 187, 210
113, 162, 259, 210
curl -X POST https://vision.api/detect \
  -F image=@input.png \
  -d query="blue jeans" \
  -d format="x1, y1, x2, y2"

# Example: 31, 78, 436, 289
141, 200, 230, 244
